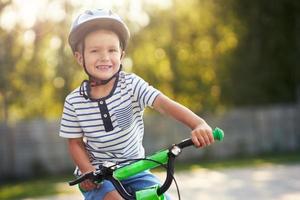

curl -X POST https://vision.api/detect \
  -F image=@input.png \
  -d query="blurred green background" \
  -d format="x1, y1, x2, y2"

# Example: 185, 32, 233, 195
1, 0, 299, 121
0, 0, 300, 199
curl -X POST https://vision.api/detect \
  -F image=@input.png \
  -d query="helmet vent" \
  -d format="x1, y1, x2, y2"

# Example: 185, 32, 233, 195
85, 10, 93, 15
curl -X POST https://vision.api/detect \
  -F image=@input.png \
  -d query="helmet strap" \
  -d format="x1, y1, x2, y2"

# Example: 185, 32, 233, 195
89, 65, 122, 87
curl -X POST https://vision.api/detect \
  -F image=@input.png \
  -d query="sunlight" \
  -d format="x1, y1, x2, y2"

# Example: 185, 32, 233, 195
144, 0, 173, 9
0, 5, 17, 31
23, 30, 36, 46
0, 1, 53, 31
252, 169, 273, 182
70, 0, 151, 29
0, 0, 47, 30
0, 0, 172, 32
279, 192, 300, 200
13, 0, 47, 28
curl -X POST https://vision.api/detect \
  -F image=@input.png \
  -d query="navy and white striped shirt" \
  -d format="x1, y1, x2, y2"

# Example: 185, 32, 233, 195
59, 71, 160, 174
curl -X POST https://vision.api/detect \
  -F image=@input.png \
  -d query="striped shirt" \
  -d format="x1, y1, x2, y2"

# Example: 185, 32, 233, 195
59, 71, 160, 174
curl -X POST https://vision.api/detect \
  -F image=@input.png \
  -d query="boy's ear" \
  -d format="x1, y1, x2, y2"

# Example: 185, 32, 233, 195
74, 52, 83, 66
120, 51, 125, 60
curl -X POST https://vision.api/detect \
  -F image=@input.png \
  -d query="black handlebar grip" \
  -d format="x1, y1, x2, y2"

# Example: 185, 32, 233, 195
177, 138, 193, 149
68, 172, 93, 186
69, 176, 85, 186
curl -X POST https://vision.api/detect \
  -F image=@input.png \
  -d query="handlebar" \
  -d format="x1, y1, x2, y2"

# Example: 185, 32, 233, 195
158, 127, 224, 195
69, 127, 224, 199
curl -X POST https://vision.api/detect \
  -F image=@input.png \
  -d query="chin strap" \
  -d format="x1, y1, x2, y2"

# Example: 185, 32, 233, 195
79, 65, 121, 100
88, 65, 122, 87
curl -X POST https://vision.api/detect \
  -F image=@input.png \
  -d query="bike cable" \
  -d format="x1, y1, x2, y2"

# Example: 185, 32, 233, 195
115, 158, 181, 200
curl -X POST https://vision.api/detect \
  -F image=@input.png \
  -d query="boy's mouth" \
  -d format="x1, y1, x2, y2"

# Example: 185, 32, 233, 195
96, 65, 112, 70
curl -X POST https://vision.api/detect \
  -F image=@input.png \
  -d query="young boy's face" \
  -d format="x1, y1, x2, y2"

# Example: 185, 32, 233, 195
75, 29, 124, 81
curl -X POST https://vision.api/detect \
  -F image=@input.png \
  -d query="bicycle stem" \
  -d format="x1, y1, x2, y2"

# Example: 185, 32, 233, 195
114, 128, 224, 181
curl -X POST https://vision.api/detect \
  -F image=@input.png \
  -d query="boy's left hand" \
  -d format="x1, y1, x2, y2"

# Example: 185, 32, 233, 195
191, 123, 214, 148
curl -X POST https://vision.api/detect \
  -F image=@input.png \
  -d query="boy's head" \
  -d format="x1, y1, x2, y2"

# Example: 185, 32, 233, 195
68, 9, 130, 54
68, 9, 130, 86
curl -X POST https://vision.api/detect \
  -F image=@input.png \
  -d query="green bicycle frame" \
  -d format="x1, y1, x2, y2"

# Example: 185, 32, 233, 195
113, 128, 224, 200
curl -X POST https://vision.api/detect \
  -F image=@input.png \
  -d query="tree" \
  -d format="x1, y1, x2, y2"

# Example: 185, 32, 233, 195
220, 0, 300, 106
129, 0, 238, 113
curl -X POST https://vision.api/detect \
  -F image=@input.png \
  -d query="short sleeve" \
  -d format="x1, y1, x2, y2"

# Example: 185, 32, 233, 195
59, 99, 83, 138
131, 74, 161, 110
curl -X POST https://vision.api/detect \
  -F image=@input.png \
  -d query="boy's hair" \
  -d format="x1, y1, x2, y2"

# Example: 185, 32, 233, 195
68, 9, 130, 54
74, 27, 124, 53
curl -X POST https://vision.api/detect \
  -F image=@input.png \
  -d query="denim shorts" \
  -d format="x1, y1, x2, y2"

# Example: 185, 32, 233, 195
81, 171, 171, 200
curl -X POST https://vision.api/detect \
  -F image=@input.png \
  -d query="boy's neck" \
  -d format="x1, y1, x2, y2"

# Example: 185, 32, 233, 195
89, 78, 116, 99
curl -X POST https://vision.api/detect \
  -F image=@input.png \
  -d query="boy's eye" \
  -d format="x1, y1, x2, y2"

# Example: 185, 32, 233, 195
88, 49, 98, 53
109, 48, 118, 52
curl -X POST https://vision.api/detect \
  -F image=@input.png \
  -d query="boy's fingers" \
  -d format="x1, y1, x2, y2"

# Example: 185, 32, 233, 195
191, 135, 200, 147
208, 131, 214, 143
202, 134, 210, 146
192, 127, 215, 148
195, 134, 206, 148
80, 180, 98, 191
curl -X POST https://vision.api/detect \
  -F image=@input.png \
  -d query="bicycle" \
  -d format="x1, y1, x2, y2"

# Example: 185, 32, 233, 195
69, 127, 224, 200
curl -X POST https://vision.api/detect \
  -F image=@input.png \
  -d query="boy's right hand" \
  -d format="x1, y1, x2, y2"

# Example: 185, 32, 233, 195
80, 179, 100, 191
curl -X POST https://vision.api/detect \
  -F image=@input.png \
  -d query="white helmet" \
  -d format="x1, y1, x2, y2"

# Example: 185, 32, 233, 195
68, 9, 130, 53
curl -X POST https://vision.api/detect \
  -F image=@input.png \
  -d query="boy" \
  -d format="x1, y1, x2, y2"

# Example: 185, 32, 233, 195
60, 9, 214, 200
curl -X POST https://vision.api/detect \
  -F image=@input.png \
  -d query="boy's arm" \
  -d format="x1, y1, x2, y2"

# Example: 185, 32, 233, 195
68, 138, 98, 190
68, 138, 95, 173
153, 94, 214, 148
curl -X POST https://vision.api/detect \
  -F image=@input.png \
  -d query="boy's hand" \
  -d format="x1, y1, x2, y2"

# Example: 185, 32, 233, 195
80, 179, 100, 191
79, 167, 100, 191
191, 123, 214, 148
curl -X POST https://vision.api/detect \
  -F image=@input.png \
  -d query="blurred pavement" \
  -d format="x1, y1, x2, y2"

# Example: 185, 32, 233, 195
166, 163, 300, 200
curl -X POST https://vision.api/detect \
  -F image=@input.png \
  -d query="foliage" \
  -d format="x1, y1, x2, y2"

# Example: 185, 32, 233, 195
129, 0, 300, 111
220, 0, 300, 106
0, 0, 299, 121
129, 0, 238, 113
0, 1, 83, 122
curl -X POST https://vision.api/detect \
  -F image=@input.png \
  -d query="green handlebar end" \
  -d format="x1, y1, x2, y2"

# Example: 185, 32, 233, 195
213, 127, 224, 141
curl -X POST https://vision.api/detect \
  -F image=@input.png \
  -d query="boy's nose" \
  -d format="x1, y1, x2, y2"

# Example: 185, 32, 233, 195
99, 52, 109, 61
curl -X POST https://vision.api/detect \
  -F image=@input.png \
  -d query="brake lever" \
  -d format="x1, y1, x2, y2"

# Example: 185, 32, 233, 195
69, 170, 106, 186
69, 171, 95, 186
